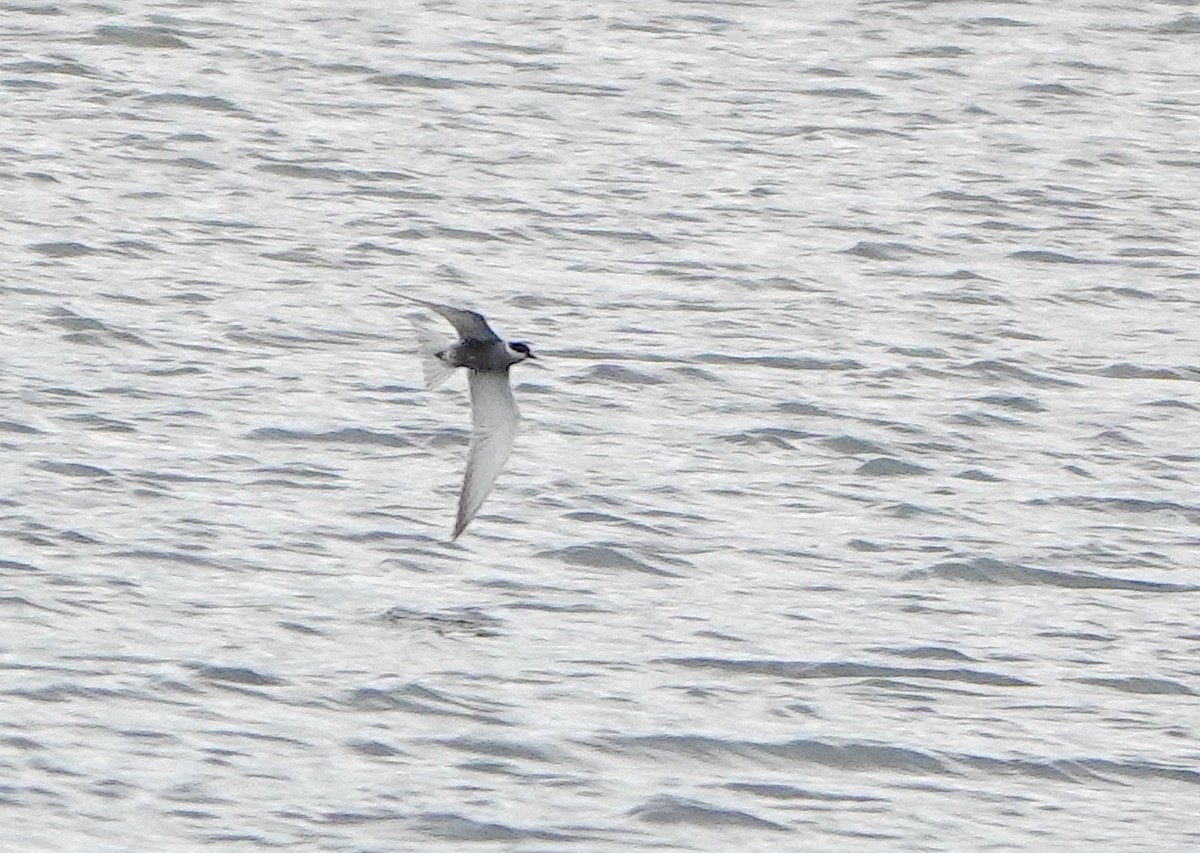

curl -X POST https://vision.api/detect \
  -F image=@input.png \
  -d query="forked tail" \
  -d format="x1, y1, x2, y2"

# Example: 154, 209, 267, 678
411, 319, 455, 389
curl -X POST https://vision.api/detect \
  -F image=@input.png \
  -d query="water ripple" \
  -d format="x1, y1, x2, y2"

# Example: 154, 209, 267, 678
5, 2, 1199, 850
664, 658, 1035, 688
905, 557, 1200, 592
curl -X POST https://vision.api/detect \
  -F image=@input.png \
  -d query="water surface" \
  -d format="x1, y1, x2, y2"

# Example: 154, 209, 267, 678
3, 1, 1199, 850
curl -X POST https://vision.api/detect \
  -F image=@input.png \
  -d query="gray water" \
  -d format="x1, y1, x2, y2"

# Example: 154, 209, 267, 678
3, 1, 1199, 850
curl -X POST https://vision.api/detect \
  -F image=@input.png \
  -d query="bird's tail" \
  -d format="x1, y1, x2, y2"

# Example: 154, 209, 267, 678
411, 319, 455, 389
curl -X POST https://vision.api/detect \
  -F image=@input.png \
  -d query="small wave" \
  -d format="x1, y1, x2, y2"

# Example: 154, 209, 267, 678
602, 733, 950, 774
0, 419, 41, 434
958, 754, 1200, 786
143, 92, 247, 114
567, 226, 663, 243
720, 427, 811, 450
436, 736, 560, 764
803, 86, 881, 100
648, 267, 723, 284
1146, 398, 1198, 410
131, 470, 217, 484
849, 539, 886, 552
609, 733, 1200, 790
191, 665, 286, 687
577, 364, 665, 385
697, 353, 863, 371
344, 684, 500, 721
111, 549, 216, 567
906, 557, 1199, 592
1037, 630, 1114, 642
776, 400, 835, 417
901, 45, 973, 59
380, 606, 503, 638
251, 464, 343, 490
1026, 495, 1199, 522
1073, 677, 1195, 696
540, 544, 682, 576
1009, 249, 1095, 264
459, 39, 558, 57
525, 80, 624, 97
47, 308, 151, 347
856, 457, 930, 476
1080, 758, 1200, 786
872, 645, 974, 662
12, 683, 136, 703
974, 394, 1045, 412
278, 621, 324, 637
664, 657, 1033, 687
144, 366, 204, 377
725, 782, 884, 802
668, 365, 721, 382
1021, 82, 1087, 97
966, 359, 1079, 387
248, 427, 412, 447
38, 461, 115, 479
561, 510, 657, 532
172, 157, 219, 171
369, 72, 491, 90
257, 162, 413, 184
320, 808, 405, 825
629, 795, 788, 831
6, 59, 95, 77
415, 812, 578, 842
821, 435, 884, 455
925, 286, 1011, 305
956, 468, 1001, 481
30, 241, 98, 258
884, 502, 948, 519
62, 413, 137, 434
844, 241, 922, 261
92, 24, 189, 49
958, 754, 1108, 784
344, 738, 407, 758
1157, 13, 1200, 34
7, 78, 56, 91
1098, 362, 1191, 380
948, 411, 1024, 428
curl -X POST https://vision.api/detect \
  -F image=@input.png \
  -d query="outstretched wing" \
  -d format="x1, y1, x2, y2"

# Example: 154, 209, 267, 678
453, 370, 520, 539
385, 290, 500, 342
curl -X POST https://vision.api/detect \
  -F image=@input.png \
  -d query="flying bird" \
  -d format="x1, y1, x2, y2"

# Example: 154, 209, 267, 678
391, 292, 536, 539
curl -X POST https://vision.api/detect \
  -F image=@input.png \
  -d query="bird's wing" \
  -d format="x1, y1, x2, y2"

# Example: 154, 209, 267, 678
453, 369, 520, 539
385, 291, 500, 342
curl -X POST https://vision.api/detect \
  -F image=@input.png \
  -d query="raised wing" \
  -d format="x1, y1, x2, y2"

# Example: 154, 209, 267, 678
453, 370, 520, 539
386, 291, 500, 342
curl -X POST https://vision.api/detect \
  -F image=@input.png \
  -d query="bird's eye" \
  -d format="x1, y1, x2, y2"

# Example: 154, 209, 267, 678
511, 343, 530, 354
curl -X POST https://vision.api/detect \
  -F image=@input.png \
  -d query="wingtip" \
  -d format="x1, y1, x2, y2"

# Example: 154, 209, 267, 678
383, 289, 416, 306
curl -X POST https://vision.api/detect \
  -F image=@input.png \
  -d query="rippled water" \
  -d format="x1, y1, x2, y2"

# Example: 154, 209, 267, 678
4, 1, 1199, 849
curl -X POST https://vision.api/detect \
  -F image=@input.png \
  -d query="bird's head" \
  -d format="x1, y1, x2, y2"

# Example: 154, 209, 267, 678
506, 341, 537, 364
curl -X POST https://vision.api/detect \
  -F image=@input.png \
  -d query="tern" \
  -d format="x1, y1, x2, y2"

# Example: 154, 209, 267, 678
391, 293, 536, 539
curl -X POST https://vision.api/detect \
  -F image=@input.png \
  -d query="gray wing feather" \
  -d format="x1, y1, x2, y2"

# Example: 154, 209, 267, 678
453, 370, 520, 539
386, 291, 500, 342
